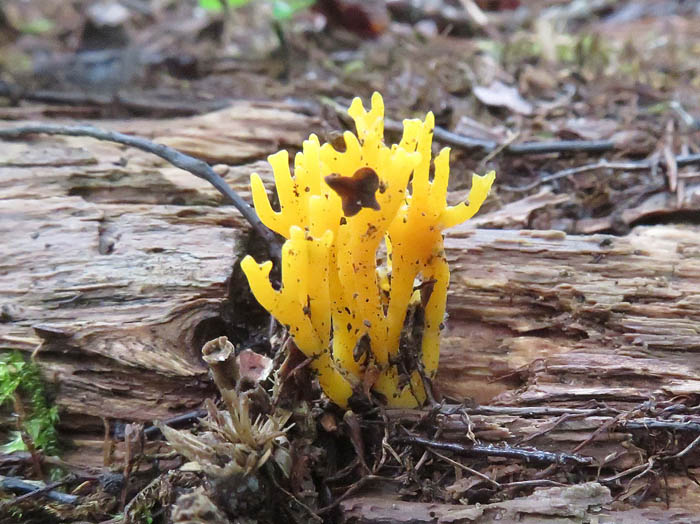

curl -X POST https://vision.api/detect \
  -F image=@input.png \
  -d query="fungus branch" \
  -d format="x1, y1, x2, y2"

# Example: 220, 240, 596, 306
242, 93, 495, 408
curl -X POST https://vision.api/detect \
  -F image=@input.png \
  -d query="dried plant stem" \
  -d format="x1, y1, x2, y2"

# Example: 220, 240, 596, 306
201, 336, 239, 392
427, 448, 500, 488
12, 392, 43, 480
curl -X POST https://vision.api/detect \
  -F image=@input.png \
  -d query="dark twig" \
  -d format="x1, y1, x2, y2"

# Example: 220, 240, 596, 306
506, 140, 614, 155
505, 153, 700, 192
390, 116, 614, 156
396, 435, 592, 466
504, 160, 650, 192
390, 405, 700, 435
327, 97, 615, 157
427, 448, 500, 487
0, 476, 78, 505
142, 409, 207, 440
430, 125, 497, 151
676, 153, 700, 167
621, 418, 700, 434
387, 404, 619, 418
0, 123, 281, 262
318, 475, 397, 515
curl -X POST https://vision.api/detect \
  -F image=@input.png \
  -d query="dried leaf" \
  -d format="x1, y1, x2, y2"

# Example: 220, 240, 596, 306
473, 81, 533, 115
238, 349, 274, 384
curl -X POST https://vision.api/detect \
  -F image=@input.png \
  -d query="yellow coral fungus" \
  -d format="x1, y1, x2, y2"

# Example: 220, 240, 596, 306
241, 93, 495, 408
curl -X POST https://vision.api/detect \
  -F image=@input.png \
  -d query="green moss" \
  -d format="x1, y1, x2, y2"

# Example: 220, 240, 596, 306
0, 351, 60, 456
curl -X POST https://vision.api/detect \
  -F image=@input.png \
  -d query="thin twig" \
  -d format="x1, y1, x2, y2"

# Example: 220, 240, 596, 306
599, 428, 700, 485
502, 479, 567, 489
625, 459, 656, 487
396, 435, 592, 466
505, 154, 700, 192
0, 123, 281, 262
427, 448, 500, 488
621, 418, 700, 433
479, 130, 520, 168
318, 475, 396, 515
572, 412, 627, 454
389, 407, 700, 439
599, 462, 650, 484
386, 404, 619, 419
399, 118, 614, 156
670, 101, 700, 131
506, 139, 614, 155
518, 412, 586, 445
504, 160, 651, 192
325, 457, 361, 483
326, 96, 616, 156
269, 470, 323, 522
669, 434, 700, 460
379, 410, 405, 470
430, 124, 497, 151
415, 426, 442, 473
142, 409, 207, 440
0, 476, 78, 505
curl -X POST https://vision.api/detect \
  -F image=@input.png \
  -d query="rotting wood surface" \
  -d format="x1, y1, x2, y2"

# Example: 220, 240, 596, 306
0, 101, 313, 462
339, 483, 697, 523
2, 105, 700, 521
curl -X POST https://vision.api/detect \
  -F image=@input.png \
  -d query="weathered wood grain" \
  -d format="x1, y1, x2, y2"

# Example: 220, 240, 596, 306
339, 483, 697, 523
0, 102, 314, 464
440, 225, 700, 406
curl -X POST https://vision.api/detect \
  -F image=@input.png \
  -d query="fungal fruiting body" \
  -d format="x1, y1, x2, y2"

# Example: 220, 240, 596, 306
241, 93, 495, 408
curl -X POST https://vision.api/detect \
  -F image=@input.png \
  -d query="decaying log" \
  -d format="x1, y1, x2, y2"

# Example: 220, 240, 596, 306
339, 483, 696, 523
2, 104, 700, 519
0, 102, 314, 465
440, 224, 700, 405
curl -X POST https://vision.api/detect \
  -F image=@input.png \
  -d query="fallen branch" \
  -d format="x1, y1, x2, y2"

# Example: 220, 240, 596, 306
0, 123, 281, 262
